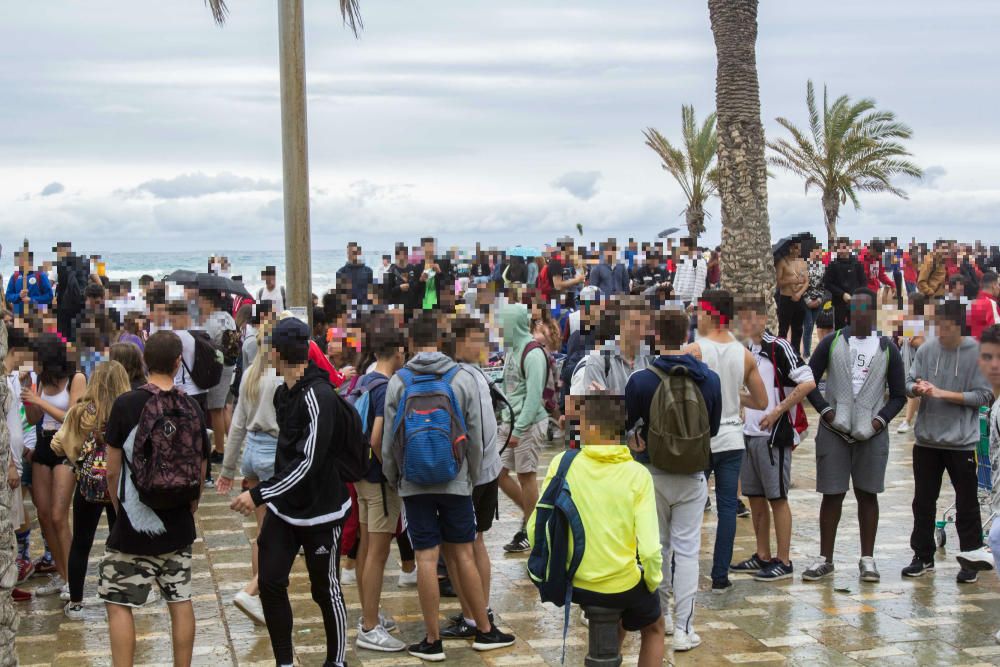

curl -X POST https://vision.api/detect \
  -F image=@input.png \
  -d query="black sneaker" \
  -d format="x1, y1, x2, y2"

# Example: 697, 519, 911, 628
901, 557, 935, 578
440, 618, 477, 640
408, 637, 445, 662
472, 626, 516, 652
438, 577, 456, 598
503, 531, 530, 553
209, 451, 224, 464
730, 553, 770, 574
447, 609, 494, 626
705, 496, 712, 512
711, 579, 733, 595
754, 560, 794, 581
736, 500, 750, 518
957, 568, 979, 584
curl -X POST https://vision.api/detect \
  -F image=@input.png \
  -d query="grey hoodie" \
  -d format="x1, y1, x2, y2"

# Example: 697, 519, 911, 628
906, 337, 993, 450
381, 351, 485, 497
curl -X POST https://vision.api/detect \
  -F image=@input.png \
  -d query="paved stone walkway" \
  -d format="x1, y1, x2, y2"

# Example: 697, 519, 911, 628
13, 413, 1000, 666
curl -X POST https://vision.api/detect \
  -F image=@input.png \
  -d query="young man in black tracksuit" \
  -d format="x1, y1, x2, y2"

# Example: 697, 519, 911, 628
231, 318, 351, 667
823, 239, 867, 330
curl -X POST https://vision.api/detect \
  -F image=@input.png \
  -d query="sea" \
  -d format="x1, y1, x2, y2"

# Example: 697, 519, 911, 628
27, 249, 395, 297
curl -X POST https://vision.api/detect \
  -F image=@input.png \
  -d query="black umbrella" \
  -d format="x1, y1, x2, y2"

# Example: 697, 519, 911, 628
163, 270, 251, 298
772, 233, 817, 260
657, 227, 681, 239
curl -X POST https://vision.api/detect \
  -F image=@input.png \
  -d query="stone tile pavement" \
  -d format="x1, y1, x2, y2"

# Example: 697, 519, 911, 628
14, 413, 1000, 666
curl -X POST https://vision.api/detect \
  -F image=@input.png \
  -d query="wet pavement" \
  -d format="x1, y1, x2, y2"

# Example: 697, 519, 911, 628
14, 413, 1000, 666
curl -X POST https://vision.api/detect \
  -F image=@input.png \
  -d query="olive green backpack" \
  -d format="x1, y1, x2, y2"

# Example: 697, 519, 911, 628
646, 366, 712, 474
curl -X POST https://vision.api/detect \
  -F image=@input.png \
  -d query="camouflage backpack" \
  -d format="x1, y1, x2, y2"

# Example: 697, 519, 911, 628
127, 383, 205, 510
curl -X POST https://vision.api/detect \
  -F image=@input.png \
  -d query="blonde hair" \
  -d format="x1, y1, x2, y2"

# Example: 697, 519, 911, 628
243, 320, 274, 405
61, 361, 131, 444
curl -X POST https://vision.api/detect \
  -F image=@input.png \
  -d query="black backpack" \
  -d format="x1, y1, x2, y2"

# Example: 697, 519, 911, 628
182, 330, 224, 390
61, 262, 86, 312
330, 388, 369, 483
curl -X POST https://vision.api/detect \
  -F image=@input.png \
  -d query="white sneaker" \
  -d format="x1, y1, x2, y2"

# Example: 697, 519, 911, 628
397, 569, 418, 587
673, 629, 702, 652
233, 590, 267, 625
59, 583, 71, 601
995, 629, 1000, 644
896, 421, 910, 433
341, 568, 357, 585
63, 601, 85, 620
579, 608, 589, 627
356, 623, 406, 652
957, 547, 996, 572
664, 615, 674, 636
35, 575, 66, 597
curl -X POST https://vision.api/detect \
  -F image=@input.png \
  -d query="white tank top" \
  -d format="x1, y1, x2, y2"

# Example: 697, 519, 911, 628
698, 336, 746, 453
40, 380, 70, 431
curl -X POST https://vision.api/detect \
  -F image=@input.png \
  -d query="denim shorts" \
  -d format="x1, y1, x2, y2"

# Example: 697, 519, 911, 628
240, 431, 277, 482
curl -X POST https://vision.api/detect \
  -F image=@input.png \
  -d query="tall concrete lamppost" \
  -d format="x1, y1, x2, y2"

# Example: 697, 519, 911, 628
204, 1, 363, 318
278, 0, 312, 314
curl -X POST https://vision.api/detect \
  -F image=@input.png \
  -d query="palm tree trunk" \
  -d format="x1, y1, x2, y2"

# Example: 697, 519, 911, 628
0, 323, 17, 667
686, 204, 706, 243
709, 0, 775, 320
822, 191, 840, 249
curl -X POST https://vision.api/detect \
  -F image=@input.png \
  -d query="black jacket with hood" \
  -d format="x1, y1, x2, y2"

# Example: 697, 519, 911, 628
249, 363, 351, 526
823, 255, 866, 302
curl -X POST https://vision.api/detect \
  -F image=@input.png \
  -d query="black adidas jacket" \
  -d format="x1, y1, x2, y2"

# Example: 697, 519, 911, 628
249, 363, 351, 526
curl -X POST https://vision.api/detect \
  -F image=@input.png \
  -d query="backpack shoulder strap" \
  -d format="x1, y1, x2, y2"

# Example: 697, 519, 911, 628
554, 448, 580, 479
520, 341, 548, 381
827, 329, 843, 368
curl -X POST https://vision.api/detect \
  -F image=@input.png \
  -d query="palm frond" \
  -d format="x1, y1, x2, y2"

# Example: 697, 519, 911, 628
205, 0, 228, 25
340, 0, 364, 37
644, 127, 694, 200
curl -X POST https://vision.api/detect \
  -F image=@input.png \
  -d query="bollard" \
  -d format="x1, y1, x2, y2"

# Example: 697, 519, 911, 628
582, 605, 623, 667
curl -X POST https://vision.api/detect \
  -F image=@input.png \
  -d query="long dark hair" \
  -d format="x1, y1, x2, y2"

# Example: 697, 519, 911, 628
34, 332, 73, 388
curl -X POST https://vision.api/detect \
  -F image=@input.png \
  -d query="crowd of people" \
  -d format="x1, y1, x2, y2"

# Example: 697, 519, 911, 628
3, 233, 1000, 667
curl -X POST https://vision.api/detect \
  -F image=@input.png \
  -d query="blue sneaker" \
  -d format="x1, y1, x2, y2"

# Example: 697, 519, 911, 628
754, 560, 794, 581
730, 553, 770, 574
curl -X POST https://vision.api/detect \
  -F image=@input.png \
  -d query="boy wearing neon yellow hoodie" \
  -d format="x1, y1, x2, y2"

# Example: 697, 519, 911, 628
528, 395, 665, 667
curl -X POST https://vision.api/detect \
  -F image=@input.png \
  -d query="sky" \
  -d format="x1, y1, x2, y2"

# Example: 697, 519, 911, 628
2, 0, 999, 255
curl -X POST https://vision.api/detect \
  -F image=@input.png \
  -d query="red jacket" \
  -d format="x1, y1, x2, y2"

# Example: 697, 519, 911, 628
902, 252, 917, 284
861, 248, 894, 291
969, 293, 999, 340
308, 339, 344, 387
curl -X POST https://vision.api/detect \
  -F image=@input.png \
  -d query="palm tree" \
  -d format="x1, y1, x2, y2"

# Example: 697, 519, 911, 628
708, 0, 775, 309
643, 105, 718, 242
768, 81, 922, 247
204, 0, 362, 32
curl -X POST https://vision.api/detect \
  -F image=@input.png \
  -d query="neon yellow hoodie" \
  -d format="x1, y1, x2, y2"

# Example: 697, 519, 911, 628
527, 444, 662, 595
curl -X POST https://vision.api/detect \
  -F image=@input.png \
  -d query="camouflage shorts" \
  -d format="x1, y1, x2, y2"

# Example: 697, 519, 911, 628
98, 547, 193, 607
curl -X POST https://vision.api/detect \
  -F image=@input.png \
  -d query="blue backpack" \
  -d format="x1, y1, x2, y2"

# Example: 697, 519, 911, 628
348, 374, 389, 436
391, 366, 469, 485
527, 448, 584, 663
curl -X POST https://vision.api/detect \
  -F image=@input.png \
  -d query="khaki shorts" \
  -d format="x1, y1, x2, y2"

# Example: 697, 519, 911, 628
499, 420, 547, 475
98, 547, 193, 607
356, 479, 402, 534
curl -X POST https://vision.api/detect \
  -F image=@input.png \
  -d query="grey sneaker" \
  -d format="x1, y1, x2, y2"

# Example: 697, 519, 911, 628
801, 559, 835, 582
35, 574, 66, 597
357, 623, 406, 652
859, 557, 880, 582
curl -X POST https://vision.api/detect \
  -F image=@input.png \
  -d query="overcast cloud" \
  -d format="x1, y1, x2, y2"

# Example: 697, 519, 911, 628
1, 0, 999, 253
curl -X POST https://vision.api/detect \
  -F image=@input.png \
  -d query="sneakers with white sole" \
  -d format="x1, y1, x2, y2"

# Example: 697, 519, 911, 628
859, 557, 880, 582
398, 569, 418, 587
673, 629, 702, 652
357, 623, 406, 652
802, 559, 835, 582
233, 590, 266, 625
63, 601, 85, 620
896, 421, 910, 433
341, 568, 357, 585
957, 547, 996, 572
35, 575, 66, 597
59, 583, 71, 601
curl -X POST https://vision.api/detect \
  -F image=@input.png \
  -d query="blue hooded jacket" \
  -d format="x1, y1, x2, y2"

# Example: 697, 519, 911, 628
624, 354, 722, 465
5, 271, 54, 315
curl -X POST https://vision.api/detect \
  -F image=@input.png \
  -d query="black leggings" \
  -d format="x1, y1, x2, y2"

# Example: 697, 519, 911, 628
258, 511, 347, 666
777, 295, 806, 355
69, 489, 116, 602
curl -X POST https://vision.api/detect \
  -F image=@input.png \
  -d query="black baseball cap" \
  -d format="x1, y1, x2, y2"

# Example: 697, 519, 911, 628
272, 318, 311, 364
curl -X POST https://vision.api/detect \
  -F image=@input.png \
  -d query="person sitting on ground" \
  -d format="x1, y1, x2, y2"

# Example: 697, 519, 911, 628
529, 393, 665, 667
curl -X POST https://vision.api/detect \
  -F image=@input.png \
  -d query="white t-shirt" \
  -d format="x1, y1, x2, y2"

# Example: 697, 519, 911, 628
848, 335, 881, 395
258, 285, 285, 313
174, 330, 206, 396
744, 339, 814, 443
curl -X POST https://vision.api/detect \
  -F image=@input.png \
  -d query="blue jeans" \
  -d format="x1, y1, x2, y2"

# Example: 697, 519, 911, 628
803, 306, 819, 357
707, 449, 743, 584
